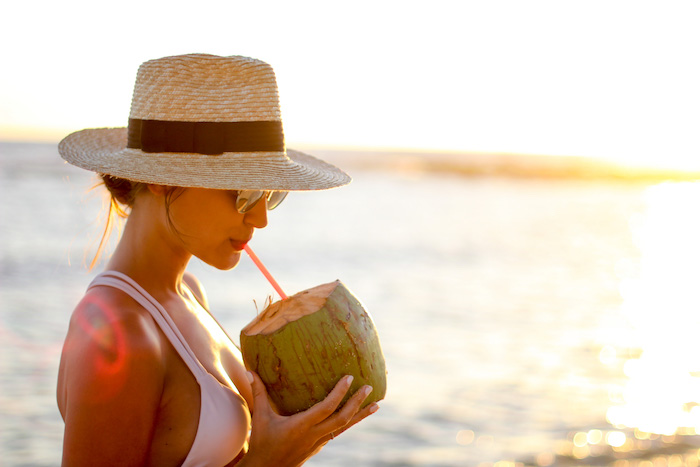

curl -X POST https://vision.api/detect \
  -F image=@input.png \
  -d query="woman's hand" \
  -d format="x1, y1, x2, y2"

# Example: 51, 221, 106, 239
237, 371, 379, 467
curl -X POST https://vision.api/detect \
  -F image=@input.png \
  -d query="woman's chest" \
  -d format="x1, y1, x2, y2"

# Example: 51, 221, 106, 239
146, 309, 248, 465
162, 297, 241, 386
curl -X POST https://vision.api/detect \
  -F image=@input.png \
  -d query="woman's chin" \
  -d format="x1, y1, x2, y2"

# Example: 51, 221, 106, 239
205, 252, 242, 271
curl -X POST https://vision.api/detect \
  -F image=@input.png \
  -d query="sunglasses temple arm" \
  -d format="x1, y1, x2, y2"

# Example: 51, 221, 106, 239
243, 244, 289, 300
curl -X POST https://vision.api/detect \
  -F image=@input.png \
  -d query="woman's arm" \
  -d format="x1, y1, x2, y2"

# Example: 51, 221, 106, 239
57, 293, 166, 466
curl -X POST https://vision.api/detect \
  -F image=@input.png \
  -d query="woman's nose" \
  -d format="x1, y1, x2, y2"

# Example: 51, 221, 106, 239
243, 198, 269, 229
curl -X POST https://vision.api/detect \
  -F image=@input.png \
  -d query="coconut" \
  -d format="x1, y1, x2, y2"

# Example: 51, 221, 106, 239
240, 280, 387, 416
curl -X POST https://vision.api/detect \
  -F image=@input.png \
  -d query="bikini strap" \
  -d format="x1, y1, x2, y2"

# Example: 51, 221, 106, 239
88, 271, 208, 381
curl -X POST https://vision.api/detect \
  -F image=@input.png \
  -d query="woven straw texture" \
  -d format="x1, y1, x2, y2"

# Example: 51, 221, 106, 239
58, 54, 350, 191
129, 54, 281, 122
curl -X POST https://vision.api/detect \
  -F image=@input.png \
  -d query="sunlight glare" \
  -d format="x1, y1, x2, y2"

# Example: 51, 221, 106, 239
609, 182, 700, 435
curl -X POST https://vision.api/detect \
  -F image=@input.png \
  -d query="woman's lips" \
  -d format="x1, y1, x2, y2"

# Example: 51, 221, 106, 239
230, 239, 249, 251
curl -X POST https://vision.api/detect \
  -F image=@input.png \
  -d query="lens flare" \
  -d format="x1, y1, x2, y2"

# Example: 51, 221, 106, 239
65, 293, 131, 403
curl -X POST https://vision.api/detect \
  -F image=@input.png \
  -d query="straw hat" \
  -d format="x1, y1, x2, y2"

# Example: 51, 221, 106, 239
58, 54, 351, 191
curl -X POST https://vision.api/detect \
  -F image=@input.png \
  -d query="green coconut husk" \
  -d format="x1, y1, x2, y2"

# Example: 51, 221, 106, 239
240, 280, 387, 416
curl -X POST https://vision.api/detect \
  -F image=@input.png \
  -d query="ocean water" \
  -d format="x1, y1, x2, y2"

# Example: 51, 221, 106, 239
3, 142, 700, 466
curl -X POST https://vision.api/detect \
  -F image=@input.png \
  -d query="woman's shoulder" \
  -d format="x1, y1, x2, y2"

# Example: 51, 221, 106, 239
80, 285, 162, 335
64, 285, 167, 365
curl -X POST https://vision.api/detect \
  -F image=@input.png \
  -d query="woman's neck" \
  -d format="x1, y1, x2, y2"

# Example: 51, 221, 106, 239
105, 194, 191, 297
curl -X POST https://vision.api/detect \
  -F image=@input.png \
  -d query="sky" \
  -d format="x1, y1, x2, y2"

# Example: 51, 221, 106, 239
1, 0, 699, 169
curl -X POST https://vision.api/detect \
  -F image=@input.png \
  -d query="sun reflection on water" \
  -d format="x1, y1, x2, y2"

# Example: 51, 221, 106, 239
608, 181, 700, 436
483, 182, 700, 467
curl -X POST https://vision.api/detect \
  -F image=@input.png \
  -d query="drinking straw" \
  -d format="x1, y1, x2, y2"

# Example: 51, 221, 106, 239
244, 244, 288, 300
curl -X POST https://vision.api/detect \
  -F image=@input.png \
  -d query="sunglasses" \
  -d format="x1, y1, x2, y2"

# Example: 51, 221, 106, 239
235, 190, 288, 214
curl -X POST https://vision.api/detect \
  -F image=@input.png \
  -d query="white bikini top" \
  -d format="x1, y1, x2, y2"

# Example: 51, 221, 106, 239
89, 271, 250, 467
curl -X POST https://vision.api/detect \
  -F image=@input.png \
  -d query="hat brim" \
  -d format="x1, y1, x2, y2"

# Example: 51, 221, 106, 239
58, 128, 351, 191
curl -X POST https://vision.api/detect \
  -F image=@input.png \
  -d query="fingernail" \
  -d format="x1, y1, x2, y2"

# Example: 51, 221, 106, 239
369, 403, 379, 414
246, 371, 254, 384
363, 385, 373, 397
345, 375, 354, 385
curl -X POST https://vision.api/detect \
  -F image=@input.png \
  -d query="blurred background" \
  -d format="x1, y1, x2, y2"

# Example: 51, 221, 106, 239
2, 1, 700, 466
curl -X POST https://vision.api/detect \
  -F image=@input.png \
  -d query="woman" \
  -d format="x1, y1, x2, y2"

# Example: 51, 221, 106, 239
56, 54, 378, 466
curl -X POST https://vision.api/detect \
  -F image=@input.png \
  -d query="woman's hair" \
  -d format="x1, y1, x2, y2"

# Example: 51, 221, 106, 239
90, 175, 146, 269
91, 175, 186, 269
103, 174, 146, 208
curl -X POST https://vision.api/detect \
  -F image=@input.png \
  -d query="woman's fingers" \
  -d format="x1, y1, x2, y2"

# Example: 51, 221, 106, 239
250, 371, 380, 440
247, 371, 273, 416
318, 383, 375, 434
299, 375, 355, 425
341, 400, 379, 434
311, 402, 380, 451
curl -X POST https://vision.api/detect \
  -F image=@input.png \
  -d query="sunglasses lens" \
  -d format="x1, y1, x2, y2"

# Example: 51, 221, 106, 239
267, 191, 288, 210
236, 190, 265, 213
